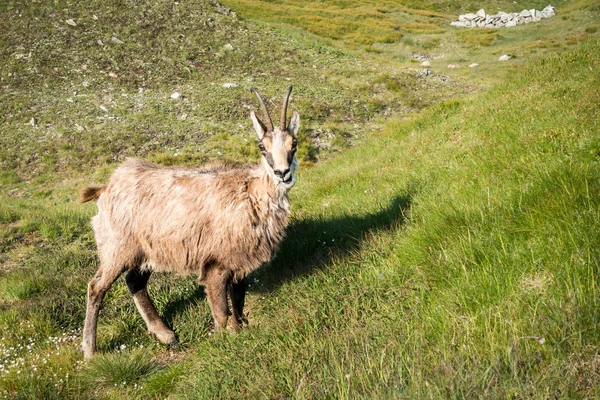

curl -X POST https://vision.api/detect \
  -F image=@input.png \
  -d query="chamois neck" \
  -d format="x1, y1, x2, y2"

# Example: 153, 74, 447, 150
249, 165, 291, 211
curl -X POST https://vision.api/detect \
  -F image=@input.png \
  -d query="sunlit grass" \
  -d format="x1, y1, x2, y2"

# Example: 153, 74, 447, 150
165, 39, 600, 398
82, 350, 160, 389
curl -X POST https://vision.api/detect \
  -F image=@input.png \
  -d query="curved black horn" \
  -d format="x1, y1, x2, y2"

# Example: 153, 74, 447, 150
280, 86, 293, 131
250, 88, 273, 132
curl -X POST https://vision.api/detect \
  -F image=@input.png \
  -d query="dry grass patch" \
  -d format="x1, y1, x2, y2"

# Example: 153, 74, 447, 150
222, 0, 453, 48
456, 29, 501, 48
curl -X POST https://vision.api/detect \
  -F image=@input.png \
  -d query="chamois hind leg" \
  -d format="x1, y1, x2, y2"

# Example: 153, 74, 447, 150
229, 277, 247, 331
125, 268, 177, 346
204, 267, 231, 332
81, 262, 126, 359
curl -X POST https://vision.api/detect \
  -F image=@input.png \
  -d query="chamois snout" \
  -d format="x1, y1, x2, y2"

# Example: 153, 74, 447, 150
274, 168, 290, 179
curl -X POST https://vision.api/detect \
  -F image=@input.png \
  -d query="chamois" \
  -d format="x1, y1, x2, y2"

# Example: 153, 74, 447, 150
79, 87, 300, 359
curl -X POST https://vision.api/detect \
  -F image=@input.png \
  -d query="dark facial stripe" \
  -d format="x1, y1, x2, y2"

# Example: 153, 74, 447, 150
264, 153, 275, 168
287, 149, 296, 165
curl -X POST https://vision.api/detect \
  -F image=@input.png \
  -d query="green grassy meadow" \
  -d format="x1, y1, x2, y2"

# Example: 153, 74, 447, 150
1, 0, 600, 398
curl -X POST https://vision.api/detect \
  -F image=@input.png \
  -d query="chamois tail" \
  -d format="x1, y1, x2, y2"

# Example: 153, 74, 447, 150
78, 186, 106, 204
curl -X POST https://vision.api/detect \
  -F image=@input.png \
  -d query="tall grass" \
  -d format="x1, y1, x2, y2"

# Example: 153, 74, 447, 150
162, 38, 600, 398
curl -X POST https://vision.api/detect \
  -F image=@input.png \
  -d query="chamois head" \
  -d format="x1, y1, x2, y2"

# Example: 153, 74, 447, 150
250, 86, 300, 189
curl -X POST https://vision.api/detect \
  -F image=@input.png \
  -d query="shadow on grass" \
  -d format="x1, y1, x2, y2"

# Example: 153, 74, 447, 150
161, 285, 206, 329
254, 194, 412, 292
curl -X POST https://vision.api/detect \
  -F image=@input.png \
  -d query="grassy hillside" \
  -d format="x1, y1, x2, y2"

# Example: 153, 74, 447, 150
155, 38, 599, 399
224, 0, 600, 84
0, 0, 467, 187
221, 0, 577, 47
1, 0, 600, 398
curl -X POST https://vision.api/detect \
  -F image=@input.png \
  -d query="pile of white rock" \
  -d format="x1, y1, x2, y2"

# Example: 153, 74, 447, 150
451, 5, 556, 28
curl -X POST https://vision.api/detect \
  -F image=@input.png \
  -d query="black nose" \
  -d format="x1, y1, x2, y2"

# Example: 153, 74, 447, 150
274, 168, 290, 178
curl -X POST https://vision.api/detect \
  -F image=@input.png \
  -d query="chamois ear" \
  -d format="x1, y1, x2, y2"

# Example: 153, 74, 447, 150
288, 110, 300, 136
250, 111, 267, 139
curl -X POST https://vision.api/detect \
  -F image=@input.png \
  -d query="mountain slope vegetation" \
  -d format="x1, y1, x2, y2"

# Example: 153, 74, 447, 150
1, 0, 599, 398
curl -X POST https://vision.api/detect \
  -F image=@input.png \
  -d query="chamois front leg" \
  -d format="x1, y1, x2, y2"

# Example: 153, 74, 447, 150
204, 266, 231, 332
229, 278, 247, 331
125, 268, 177, 346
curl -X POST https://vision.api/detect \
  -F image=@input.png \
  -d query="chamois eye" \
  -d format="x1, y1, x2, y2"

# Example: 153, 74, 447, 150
258, 142, 266, 152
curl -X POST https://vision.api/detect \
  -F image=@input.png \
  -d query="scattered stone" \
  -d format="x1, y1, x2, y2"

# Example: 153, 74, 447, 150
498, 54, 512, 61
97, 40, 104, 46
111, 36, 124, 45
412, 53, 446, 61
222, 83, 238, 88
209, 0, 237, 17
451, 5, 555, 28
82, 81, 90, 87
222, 43, 234, 51
418, 68, 432, 76
108, 72, 118, 79
170, 92, 182, 99
66, 19, 77, 27
542, 5, 556, 18
67, 98, 74, 103
99, 105, 108, 112
469, 63, 479, 68
448, 64, 459, 69
92, 15, 99, 20
29, 117, 37, 126
421, 60, 431, 67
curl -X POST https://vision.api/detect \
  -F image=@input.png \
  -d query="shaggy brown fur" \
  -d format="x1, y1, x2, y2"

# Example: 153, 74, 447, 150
80, 87, 300, 359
